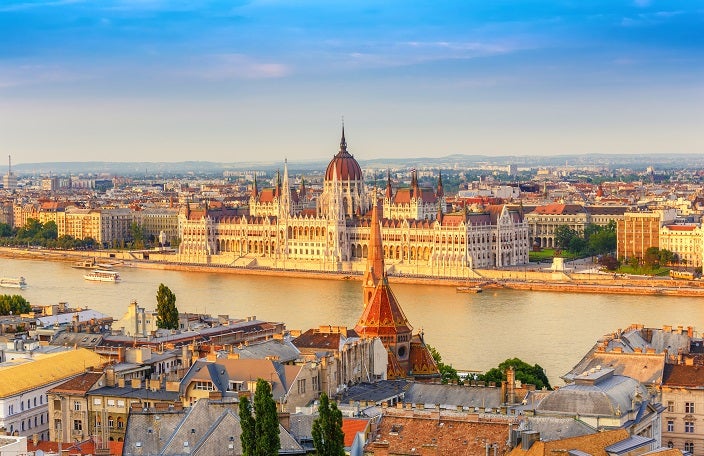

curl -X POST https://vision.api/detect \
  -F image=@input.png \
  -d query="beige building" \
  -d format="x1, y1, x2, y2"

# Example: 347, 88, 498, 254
0, 349, 105, 440
47, 371, 104, 443
661, 361, 704, 455
137, 208, 180, 246
60, 207, 135, 246
659, 224, 703, 268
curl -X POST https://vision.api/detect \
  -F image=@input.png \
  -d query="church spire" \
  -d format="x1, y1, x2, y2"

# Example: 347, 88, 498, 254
338, 121, 348, 155
363, 201, 385, 306
385, 169, 393, 199
436, 171, 444, 198
251, 174, 258, 198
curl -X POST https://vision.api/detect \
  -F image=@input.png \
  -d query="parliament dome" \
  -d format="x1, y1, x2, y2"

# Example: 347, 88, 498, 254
325, 127, 363, 182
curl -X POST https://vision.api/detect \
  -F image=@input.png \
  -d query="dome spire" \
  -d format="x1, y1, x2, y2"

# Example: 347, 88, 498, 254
339, 118, 347, 154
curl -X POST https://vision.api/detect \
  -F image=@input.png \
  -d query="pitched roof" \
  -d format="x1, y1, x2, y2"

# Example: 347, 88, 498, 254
662, 363, 704, 387
507, 429, 629, 456
0, 348, 106, 398
342, 418, 370, 447
48, 371, 103, 395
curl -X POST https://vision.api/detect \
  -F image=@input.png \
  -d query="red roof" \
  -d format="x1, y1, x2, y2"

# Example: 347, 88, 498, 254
342, 418, 370, 447
665, 225, 697, 231
28, 438, 123, 455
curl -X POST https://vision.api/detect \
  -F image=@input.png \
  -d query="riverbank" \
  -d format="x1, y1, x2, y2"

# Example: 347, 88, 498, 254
1, 247, 701, 297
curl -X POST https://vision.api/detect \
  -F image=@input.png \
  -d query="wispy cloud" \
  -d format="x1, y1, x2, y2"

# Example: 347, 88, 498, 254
182, 54, 290, 80
0, 63, 87, 89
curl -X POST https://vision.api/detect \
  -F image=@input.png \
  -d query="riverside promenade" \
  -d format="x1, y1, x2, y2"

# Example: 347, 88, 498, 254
2, 247, 702, 297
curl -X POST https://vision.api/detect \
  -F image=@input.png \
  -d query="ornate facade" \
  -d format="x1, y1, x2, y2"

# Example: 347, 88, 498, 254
177, 128, 530, 276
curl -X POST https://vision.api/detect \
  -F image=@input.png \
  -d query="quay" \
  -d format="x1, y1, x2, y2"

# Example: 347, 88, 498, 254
1, 246, 703, 297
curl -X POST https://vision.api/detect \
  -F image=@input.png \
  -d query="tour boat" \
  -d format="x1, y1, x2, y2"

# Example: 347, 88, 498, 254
72, 259, 97, 269
83, 270, 121, 283
0, 277, 27, 289
456, 286, 482, 293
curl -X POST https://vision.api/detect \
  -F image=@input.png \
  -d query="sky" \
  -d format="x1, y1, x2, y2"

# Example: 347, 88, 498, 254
0, 0, 702, 164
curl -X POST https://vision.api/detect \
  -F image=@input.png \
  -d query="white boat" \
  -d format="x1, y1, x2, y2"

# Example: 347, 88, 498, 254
72, 259, 97, 269
83, 270, 121, 283
0, 277, 27, 289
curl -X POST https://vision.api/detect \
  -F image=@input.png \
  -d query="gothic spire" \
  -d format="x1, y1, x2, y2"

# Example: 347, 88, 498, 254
436, 171, 444, 198
339, 122, 348, 154
385, 169, 393, 199
251, 174, 258, 198
363, 201, 385, 299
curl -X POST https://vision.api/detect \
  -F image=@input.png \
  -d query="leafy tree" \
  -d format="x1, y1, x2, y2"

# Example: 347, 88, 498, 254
0, 295, 31, 315
643, 247, 660, 270
659, 249, 676, 267
427, 345, 460, 384
155, 283, 179, 330
554, 226, 578, 251
17, 219, 43, 240
568, 236, 586, 254
239, 396, 256, 456
312, 393, 345, 456
587, 229, 616, 255
130, 222, 145, 249
41, 221, 58, 240
240, 378, 281, 456
0, 223, 13, 237
598, 254, 620, 271
479, 358, 551, 390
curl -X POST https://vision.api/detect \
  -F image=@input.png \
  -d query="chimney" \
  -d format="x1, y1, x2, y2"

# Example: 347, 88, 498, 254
521, 431, 540, 450
32, 433, 38, 446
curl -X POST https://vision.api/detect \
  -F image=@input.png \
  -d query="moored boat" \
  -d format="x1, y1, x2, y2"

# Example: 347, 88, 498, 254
456, 286, 482, 293
83, 270, 121, 283
73, 259, 97, 269
0, 277, 27, 289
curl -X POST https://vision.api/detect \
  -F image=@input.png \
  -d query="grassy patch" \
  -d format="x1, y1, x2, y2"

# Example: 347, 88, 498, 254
529, 249, 579, 263
617, 265, 671, 276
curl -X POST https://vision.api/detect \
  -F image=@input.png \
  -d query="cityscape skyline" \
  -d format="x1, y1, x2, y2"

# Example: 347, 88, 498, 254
0, 1, 702, 164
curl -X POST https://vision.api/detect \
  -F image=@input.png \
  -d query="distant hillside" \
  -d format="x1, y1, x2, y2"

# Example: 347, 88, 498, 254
9, 153, 704, 176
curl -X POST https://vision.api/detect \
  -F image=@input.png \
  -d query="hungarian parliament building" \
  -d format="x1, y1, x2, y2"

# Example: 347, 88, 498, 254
177, 129, 530, 277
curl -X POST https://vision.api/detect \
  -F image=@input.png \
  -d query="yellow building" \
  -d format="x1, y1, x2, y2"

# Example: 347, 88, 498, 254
0, 349, 106, 440
659, 224, 703, 268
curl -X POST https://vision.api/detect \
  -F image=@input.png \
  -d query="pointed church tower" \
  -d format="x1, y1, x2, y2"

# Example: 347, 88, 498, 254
251, 175, 259, 198
384, 170, 393, 200
436, 171, 444, 198
355, 202, 415, 374
362, 201, 385, 306
281, 159, 291, 217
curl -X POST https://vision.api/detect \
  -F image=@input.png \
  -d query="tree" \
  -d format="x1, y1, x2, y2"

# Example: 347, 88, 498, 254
554, 226, 578, 251
240, 378, 281, 456
156, 283, 179, 329
41, 221, 58, 240
312, 393, 345, 456
0, 295, 31, 315
643, 247, 661, 270
479, 358, 551, 390
427, 345, 460, 384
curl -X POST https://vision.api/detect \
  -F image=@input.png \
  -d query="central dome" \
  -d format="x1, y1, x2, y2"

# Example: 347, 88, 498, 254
325, 127, 363, 182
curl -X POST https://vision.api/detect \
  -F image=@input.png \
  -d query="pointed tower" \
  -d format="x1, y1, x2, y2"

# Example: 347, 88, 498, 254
384, 170, 393, 200
299, 177, 306, 201
281, 159, 291, 217
436, 171, 444, 198
251, 175, 259, 198
362, 202, 385, 306
355, 203, 414, 374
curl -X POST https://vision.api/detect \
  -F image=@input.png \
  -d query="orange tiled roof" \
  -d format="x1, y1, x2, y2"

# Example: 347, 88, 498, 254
342, 418, 370, 447
355, 283, 412, 338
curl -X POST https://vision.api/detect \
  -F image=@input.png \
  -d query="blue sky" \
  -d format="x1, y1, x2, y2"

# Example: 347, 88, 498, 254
0, 0, 702, 163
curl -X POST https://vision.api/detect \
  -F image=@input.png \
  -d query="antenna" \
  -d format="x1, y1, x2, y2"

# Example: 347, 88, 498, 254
7, 155, 11, 173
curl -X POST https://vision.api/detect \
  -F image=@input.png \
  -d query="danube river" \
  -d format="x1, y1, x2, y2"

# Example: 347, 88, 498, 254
3, 256, 701, 386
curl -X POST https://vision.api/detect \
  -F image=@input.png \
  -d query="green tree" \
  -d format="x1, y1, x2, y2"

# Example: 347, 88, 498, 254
41, 221, 58, 240
155, 283, 179, 329
643, 247, 660, 270
479, 358, 551, 390
239, 396, 256, 456
554, 226, 578, 251
0, 295, 31, 315
312, 393, 345, 456
0, 223, 13, 237
130, 222, 145, 249
427, 345, 460, 384
240, 378, 281, 456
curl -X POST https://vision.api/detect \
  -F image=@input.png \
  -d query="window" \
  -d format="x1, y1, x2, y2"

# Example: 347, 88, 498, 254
117, 400, 125, 408
667, 420, 675, 432
685, 442, 694, 453
93, 398, 102, 406
685, 421, 694, 433
685, 402, 695, 413
312, 375, 319, 392
107, 399, 115, 406
117, 417, 124, 429
74, 401, 81, 411
74, 420, 82, 431
34, 398, 37, 407
297, 379, 306, 394
668, 401, 675, 412
108, 417, 114, 428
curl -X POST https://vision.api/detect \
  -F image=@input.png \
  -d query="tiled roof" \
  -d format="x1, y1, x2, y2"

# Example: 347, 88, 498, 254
365, 411, 511, 456
342, 418, 370, 447
0, 348, 106, 398
28, 438, 123, 455
48, 371, 103, 395
662, 363, 704, 387
531, 204, 586, 215
507, 429, 629, 456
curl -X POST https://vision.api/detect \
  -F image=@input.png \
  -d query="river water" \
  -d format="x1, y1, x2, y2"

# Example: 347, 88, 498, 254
3, 256, 701, 386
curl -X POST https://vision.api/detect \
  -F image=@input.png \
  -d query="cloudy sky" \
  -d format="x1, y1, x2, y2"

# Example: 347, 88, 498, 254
0, 0, 702, 164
